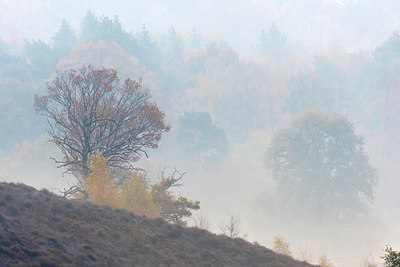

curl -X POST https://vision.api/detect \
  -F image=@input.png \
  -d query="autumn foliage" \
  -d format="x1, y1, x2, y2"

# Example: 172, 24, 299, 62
82, 154, 198, 223
34, 65, 169, 183
151, 169, 200, 225
272, 235, 292, 257
85, 153, 121, 209
120, 173, 161, 218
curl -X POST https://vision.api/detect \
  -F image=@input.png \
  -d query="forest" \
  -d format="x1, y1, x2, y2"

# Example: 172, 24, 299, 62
1, 1, 400, 266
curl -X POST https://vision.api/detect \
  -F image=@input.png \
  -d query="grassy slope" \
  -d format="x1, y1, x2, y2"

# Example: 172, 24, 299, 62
0, 182, 317, 266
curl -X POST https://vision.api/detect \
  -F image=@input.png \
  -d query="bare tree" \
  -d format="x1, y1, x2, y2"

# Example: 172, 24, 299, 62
193, 214, 209, 230
219, 215, 241, 239
34, 65, 169, 194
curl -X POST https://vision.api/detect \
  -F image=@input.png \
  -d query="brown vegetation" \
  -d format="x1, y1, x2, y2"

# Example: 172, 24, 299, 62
0, 182, 317, 266
273, 235, 292, 257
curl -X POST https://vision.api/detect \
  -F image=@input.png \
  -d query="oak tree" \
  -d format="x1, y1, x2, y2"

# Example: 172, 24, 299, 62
34, 65, 169, 193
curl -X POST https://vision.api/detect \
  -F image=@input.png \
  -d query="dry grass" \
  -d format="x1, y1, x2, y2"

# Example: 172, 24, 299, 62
318, 253, 334, 267
273, 235, 292, 257
299, 245, 313, 263
0, 182, 317, 266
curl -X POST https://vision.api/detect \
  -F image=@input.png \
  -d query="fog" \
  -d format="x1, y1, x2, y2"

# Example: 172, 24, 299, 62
1, 1, 400, 265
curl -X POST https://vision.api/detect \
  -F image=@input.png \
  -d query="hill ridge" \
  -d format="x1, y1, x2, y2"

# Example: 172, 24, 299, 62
0, 182, 316, 266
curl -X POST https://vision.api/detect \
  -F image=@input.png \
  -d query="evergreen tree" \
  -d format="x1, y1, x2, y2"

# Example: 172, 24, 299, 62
80, 10, 138, 55
137, 25, 160, 71
52, 20, 78, 60
24, 39, 54, 79
188, 27, 203, 49
159, 26, 186, 92
257, 23, 287, 61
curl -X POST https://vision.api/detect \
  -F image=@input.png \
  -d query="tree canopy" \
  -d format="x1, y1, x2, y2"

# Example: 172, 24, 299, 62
265, 110, 378, 221
34, 65, 169, 184
178, 111, 228, 166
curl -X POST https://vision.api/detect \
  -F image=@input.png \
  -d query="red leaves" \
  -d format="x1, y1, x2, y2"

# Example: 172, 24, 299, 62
33, 95, 48, 113
34, 65, 169, 179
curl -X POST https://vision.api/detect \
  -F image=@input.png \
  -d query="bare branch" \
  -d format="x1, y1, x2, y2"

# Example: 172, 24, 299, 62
34, 65, 170, 189
219, 215, 241, 239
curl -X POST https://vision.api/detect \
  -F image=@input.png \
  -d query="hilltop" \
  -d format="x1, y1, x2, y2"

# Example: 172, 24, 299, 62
0, 182, 316, 266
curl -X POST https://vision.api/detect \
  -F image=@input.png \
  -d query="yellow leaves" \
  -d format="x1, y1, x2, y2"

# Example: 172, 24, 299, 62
83, 155, 198, 223
84, 152, 160, 218
272, 235, 292, 257
120, 173, 161, 218
318, 254, 334, 267
85, 153, 121, 209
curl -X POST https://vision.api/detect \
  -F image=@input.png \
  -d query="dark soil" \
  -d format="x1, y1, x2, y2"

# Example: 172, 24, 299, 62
0, 182, 316, 266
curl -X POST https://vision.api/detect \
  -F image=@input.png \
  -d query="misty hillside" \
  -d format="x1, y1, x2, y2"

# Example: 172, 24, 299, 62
3, 1, 400, 265
0, 182, 316, 266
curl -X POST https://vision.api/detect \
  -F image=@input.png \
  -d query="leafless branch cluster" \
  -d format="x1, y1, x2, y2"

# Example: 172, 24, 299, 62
219, 215, 241, 239
193, 215, 209, 230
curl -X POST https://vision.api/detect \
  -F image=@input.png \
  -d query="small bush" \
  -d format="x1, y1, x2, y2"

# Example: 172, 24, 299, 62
318, 254, 334, 267
120, 173, 161, 218
382, 246, 400, 267
272, 235, 292, 257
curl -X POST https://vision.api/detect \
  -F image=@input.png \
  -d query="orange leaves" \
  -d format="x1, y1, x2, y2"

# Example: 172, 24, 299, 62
34, 65, 169, 180
84, 153, 160, 218
85, 153, 121, 209
83, 155, 198, 224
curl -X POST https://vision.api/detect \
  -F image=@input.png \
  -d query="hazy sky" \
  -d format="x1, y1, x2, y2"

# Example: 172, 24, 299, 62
1, 0, 400, 53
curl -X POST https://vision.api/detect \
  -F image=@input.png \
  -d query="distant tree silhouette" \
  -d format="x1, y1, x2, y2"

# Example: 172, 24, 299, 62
24, 39, 54, 79
257, 23, 287, 61
52, 20, 78, 60
178, 112, 228, 166
265, 110, 378, 221
137, 25, 160, 72
80, 11, 138, 55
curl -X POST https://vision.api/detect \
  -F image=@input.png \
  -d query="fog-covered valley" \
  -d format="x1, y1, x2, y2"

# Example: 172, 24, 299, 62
1, 1, 400, 266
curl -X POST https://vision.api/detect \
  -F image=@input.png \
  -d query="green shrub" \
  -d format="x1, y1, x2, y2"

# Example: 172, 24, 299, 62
382, 246, 400, 267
